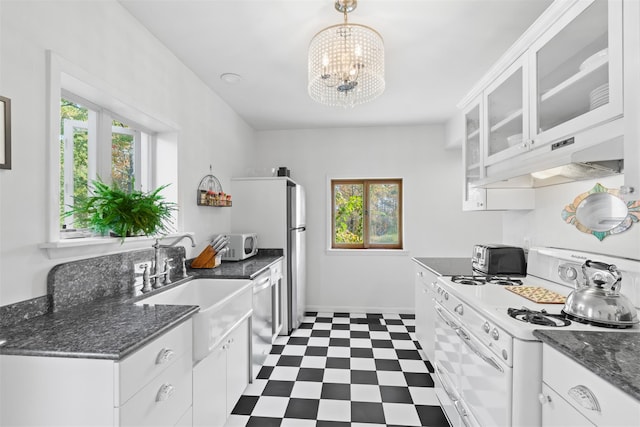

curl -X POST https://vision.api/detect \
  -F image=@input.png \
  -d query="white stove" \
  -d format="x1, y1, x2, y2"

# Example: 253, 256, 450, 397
432, 247, 640, 427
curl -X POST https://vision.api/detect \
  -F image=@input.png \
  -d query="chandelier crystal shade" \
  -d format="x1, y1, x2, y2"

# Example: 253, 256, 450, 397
308, 0, 385, 107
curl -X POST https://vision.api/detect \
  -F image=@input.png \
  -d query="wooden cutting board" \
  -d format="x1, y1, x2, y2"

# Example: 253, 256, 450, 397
505, 286, 566, 304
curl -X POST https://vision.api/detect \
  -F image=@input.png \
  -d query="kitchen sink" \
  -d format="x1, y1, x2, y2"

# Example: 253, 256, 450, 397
136, 278, 252, 362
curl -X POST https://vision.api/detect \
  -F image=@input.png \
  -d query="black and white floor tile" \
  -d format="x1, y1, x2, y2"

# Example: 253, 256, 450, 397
225, 312, 449, 427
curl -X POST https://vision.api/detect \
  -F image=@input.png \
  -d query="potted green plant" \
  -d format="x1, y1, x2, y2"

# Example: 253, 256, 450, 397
66, 179, 177, 242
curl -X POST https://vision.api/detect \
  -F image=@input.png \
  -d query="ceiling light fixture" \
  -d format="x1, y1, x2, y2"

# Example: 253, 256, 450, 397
220, 73, 242, 84
308, 0, 385, 107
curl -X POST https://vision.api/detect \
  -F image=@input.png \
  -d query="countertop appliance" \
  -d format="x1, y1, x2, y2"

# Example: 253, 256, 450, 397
433, 247, 640, 427
220, 233, 258, 261
471, 244, 526, 276
230, 177, 306, 334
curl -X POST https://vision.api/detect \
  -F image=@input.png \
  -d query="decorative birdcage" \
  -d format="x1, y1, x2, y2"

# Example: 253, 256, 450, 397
197, 168, 232, 207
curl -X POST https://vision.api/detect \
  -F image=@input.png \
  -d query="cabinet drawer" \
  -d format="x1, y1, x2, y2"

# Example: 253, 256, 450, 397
270, 260, 283, 280
118, 319, 193, 405
416, 266, 437, 289
543, 346, 640, 426
119, 353, 193, 427
541, 383, 595, 427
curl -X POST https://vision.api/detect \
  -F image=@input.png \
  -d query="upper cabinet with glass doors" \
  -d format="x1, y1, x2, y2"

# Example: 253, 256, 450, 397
462, 99, 484, 210
531, 0, 622, 146
484, 57, 529, 166
458, 0, 626, 191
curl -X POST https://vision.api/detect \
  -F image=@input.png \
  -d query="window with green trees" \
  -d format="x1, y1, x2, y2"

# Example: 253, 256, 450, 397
60, 95, 151, 231
331, 179, 403, 249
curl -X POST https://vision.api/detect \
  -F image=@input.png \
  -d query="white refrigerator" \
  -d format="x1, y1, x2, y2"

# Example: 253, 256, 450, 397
230, 177, 306, 334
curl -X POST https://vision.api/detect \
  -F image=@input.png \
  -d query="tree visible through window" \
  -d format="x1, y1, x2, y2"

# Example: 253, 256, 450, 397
332, 179, 403, 249
60, 96, 150, 231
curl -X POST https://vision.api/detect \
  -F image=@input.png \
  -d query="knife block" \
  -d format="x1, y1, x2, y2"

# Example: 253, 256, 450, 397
190, 246, 222, 269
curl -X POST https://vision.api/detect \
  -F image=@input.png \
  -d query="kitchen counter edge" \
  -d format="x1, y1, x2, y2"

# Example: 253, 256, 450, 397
412, 257, 473, 277
533, 329, 640, 402
0, 252, 283, 361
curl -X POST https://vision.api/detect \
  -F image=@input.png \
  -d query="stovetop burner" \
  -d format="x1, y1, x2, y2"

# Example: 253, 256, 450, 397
451, 275, 524, 286
507, 307, 572, 327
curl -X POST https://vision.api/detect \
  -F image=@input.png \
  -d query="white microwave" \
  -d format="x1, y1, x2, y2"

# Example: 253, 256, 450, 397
221, 233, 258, 261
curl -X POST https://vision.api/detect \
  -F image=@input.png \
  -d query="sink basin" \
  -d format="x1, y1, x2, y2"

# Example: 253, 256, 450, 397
136, 278, 252, 362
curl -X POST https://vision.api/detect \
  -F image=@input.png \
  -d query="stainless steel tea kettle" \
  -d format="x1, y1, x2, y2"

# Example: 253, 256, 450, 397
562, 260, 639, 328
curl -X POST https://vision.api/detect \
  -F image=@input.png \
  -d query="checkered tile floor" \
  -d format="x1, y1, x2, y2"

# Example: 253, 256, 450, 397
225, 312, 449, 427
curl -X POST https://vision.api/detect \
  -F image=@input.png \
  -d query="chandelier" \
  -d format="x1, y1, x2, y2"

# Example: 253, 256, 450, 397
308, 0, 385, 107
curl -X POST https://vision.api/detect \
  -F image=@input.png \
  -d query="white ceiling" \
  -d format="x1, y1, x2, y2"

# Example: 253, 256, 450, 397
119, 0, 552, 131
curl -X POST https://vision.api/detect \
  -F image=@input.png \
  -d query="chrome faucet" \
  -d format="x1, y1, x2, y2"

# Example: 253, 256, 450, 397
150, 234, 197, 287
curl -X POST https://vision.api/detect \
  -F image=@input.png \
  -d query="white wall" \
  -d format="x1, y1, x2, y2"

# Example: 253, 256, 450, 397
503, 175, 640, 259
0, 0, 255, 305
253, 125, 504, 313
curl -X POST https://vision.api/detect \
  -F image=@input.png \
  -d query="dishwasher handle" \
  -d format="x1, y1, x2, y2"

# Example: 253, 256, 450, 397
253, 275, 271, 293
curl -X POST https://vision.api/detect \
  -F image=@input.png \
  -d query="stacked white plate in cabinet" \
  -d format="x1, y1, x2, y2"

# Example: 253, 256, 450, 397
580, 48, 608, 72
589, 83, 609, 110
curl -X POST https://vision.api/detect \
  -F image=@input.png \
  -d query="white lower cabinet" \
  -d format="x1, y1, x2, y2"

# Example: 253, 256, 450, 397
193, 317, 250, 427
539, 344, 640, 427
414, 264, 437, 363
0, 319, 193, 426
540, 383, 595, 427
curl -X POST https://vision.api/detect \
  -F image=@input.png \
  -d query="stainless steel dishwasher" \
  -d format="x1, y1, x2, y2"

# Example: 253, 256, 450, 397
251, 271, 272, 379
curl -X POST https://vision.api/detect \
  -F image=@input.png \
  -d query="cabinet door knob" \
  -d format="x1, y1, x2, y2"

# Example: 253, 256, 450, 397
155, 348, 175, 365
156, 383, 175, 402
538, 393, 551, 405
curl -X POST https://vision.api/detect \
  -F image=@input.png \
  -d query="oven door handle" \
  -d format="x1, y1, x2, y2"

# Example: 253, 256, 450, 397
456, 327, 504, 373
435, 366, 459, 404
454, 400, 473, 427
436, 367, 474, 427
435, 306, 459, 330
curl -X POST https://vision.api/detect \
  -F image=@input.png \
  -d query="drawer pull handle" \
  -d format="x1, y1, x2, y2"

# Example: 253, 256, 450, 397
156, 384, 175, 402
156, 348, 175, 365
568, 385, 600, 412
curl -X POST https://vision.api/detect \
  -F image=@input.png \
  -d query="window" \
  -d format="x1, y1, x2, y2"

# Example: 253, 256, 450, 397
60, 93, 152, 231
331, 179, 403, 249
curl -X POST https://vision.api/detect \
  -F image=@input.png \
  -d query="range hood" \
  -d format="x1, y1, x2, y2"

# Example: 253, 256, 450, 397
477, 119, 624, 189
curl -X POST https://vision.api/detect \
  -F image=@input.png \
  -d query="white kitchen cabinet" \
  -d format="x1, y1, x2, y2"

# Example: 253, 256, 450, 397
193, 318, 250, 427
484, 56, 529, 167
540, 383, 595, 427
462, 98, 485, 210
622, 0, 640, 200
459, 0, 629, 191
530, 0, 623, 148
414, 264, 437, 363
462, 96, 535, 211
271, 259, 284, 339
0, 319, 193, 427
539, 344, 640, 427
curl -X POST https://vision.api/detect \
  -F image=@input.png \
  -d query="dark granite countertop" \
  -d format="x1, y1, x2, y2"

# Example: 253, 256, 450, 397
0, 293, 197, 360
0, 251, 283, 360
412, 257, 473, 276
533, 330, 640, 401
187, 250, 283, 280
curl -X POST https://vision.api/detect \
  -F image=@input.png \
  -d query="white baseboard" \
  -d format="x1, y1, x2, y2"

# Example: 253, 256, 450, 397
304, 305, 415, 315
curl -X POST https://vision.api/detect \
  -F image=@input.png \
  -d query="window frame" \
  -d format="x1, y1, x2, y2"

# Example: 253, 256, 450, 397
331, 178, 403, 250
45, 50, 180, 249
60, 92, 154, 231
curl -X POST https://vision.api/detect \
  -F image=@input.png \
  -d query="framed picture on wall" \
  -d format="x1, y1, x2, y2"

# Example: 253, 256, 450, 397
0, 96, 11, 170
